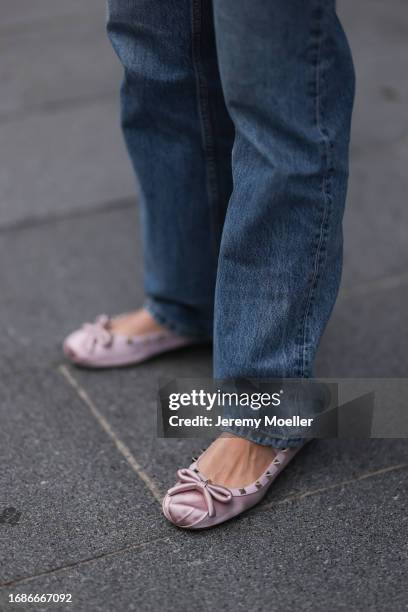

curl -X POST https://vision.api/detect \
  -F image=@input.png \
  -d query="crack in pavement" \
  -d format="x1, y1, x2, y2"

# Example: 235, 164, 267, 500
0, 90, 117, 126
0, 196, 135, 235
339, 272, 408, 300
59, 365, 408, 516
1, 460, 405, 589
259, 461, 408, 512
1, 431, 404, 589
0, 537, 173, 589
58, 365, 164, 503
59, 363, 408, 519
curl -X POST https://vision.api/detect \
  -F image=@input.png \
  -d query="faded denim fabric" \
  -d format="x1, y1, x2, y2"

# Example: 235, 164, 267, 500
107, 0, 354, 447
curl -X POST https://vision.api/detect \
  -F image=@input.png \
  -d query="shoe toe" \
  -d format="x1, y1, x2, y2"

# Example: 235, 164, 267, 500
162, 491, 208, 528
63, 329, 90, 363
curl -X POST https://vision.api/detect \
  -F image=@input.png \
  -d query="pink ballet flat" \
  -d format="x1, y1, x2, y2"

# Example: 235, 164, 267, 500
162, 445, 303, 529
63, 315, 193, 368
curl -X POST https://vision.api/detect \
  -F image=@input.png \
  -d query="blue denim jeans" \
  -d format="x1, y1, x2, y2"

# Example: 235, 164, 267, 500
107, 0, 355, 448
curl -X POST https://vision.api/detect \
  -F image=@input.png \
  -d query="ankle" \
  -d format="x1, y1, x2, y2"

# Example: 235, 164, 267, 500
110, 308, 167, 336
197, 435, 277, 488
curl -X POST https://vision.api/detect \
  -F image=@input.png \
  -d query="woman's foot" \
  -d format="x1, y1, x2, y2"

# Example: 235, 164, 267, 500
162, 435, 303, 529
63, 308, 193, 368
197, 434, 277, 488
109, 309, 166, 336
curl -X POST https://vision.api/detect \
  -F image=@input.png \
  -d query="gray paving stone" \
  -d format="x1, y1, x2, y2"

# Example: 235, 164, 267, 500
0, 101, 135, 228
1, 468, 406, 612
0, 10, 120, 119
317, 283, 408, 377
0, 207, 142, 361
0, 359, 163, 585
338, 0, 408, 289
342, 143, 408, 289
339, 0, 408, 151
0, 1, 132, 228
1, 1, 102, 30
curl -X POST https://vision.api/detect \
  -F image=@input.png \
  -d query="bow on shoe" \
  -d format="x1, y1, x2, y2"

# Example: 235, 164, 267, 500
81, 315, 113, 351
167, 468, 232, 518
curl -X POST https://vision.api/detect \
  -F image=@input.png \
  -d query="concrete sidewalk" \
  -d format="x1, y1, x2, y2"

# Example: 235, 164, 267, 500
0, 2, 407, 610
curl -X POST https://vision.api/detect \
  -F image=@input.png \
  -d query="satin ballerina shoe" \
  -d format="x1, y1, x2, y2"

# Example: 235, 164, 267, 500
63, 315, 193, 368
162, 445, 303, 529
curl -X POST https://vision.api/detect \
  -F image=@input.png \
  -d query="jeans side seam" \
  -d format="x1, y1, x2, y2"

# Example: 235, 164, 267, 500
190, 0, 221, 260
298, 3, 334, 378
